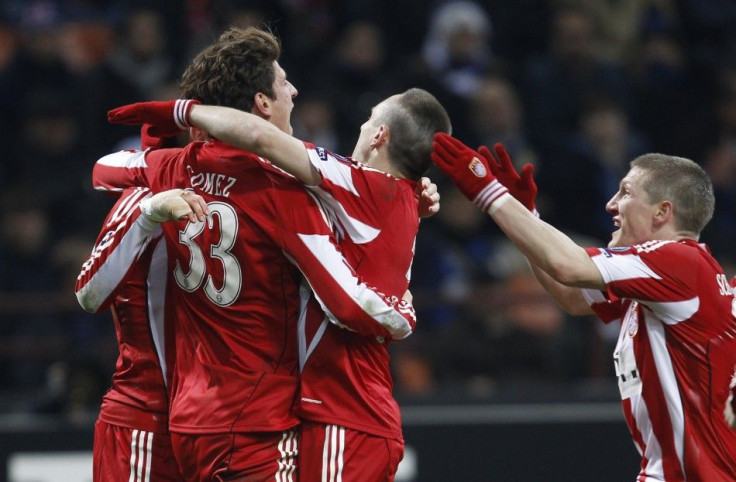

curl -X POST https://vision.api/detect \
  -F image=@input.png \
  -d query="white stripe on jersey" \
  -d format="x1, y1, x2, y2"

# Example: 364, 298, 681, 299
591, 252, 662, 284
307, 185, 380, 244
276, 429, 298, 482
305, 148, 381, 244
295, 233, 413, 339
129, 429, 152, 482
631, 399, 666, 481
644, 312, 686, 476
147, 239, 169, 386
638, 297, 699, 325
322, 425, 345, 482
297, 282, 329, 372
581, 288, 607, 305
306, 149, 360, 195
98, 150, 148, 168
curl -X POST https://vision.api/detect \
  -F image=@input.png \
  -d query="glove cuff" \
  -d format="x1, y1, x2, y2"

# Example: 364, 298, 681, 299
174, 99, 200, 130
473, 179, 509, 213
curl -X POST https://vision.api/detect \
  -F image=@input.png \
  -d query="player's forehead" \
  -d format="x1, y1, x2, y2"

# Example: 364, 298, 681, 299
620, 166, 648, 191
272, 61, 287, 82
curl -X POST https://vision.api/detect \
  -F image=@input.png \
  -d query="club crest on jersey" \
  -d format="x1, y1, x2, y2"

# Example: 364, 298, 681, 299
468, 157, 487, 177
626, 301, 639, 337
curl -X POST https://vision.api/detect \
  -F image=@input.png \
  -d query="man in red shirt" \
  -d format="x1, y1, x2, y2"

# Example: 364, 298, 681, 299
92, 26, 425, 481
76, 186, 205, 482
106, 87, 452, 481
431, 135, 736, 480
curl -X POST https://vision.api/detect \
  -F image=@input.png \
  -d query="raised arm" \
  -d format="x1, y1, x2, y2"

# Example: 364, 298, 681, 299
108, 100, 321, 186
431, 134, 605, 290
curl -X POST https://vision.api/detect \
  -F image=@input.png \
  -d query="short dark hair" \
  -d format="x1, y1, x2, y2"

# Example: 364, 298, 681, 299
383, 88, 452, 180
179, 27, 281, 112
631, 153, 715, 235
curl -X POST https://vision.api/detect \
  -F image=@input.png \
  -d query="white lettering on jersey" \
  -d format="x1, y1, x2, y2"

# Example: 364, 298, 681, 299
717, 274, 732, 296
190, 172, 237, 197
634, 240, 675, 253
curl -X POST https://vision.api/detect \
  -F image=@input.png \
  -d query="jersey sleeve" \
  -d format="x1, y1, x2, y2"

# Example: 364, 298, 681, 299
304, 144, 389, 244
93, 146, 194, 193
75, 187, 163, 313
93, 150, 152, 193
271, 176, 415, 340
587, 242, 700, 323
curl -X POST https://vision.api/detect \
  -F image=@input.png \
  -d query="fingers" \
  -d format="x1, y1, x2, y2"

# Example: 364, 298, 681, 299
180, 189, 208, 222
520, 163, 535, 184
493, 143, 514, 171
477, 145, 500, 169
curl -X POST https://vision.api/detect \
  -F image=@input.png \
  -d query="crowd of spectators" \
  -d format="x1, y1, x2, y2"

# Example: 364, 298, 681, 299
2, 0, 736, 417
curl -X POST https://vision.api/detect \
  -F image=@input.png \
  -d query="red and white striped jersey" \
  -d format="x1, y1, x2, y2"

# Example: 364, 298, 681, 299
75, 187, 173, 433
581, 239, 736, 481
295, 144, 420, 441
92, 140, 415, 435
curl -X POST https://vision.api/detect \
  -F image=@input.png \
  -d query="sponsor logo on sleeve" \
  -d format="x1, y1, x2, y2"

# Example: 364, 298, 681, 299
316, 147, 328, 161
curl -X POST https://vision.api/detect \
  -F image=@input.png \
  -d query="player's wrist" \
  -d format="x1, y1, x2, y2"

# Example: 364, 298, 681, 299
139, 197, 167, 223
473, 179, 509, 213
174, 99, 200, 130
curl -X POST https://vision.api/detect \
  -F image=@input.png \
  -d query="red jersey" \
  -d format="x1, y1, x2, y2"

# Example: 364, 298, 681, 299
295, 145, 420, 440
75, 187, 174, 433
92, 140, 416, 435
581, 240, 736, 481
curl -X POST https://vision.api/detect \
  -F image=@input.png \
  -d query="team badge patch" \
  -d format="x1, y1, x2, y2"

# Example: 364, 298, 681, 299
468, 157, 487, 177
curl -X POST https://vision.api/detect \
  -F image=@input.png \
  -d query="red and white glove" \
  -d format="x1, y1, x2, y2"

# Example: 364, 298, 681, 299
431, 133, 509, 213
140, 124, 180, 150
108, 99, 201, 138
478, 143, 538, 217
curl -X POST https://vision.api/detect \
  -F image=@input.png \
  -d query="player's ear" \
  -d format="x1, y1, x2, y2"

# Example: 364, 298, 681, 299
370, 125, 389, 149
254, 93, 271, 117
653, 200, 673, 227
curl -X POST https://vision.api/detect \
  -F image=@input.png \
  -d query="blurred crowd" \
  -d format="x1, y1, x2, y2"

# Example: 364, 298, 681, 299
2, 0, 736, 418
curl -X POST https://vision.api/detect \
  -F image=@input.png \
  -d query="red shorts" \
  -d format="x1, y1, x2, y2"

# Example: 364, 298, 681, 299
298, 422, 404, 482
171, 429, 298, 481
93, 419, 182, 481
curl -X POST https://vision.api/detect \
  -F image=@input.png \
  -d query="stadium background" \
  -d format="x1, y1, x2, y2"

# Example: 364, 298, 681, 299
0, 0, 734, 480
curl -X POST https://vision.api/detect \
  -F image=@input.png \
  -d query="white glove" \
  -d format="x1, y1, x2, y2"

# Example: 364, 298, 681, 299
139, 189, 195, 223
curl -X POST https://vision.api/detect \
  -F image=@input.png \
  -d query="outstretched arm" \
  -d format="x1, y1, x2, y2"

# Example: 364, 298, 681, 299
432, 134, 605, 290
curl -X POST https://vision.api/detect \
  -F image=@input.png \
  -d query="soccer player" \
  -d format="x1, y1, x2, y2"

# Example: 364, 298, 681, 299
431, 134, 736, 480
91, 27, 420, 481
76, 186, 206, 482
106, 87, 451, 481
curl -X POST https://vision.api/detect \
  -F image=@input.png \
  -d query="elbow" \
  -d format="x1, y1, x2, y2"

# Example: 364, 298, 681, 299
75, 290, 101, 314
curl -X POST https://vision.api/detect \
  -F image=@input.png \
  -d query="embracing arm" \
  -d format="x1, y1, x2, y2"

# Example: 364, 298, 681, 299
189, 105, 320, 185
